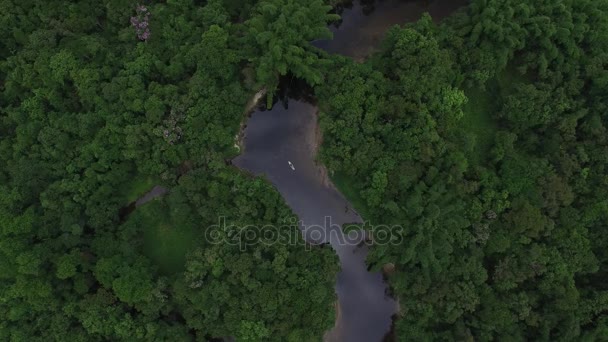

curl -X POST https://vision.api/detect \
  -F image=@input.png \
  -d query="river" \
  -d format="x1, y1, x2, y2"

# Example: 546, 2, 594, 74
233, 0, 467, 341
314, 0, 468, 59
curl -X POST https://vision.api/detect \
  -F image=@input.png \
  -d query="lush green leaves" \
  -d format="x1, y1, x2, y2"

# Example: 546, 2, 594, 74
0, 0, 340, 340
317, 1, 608, 340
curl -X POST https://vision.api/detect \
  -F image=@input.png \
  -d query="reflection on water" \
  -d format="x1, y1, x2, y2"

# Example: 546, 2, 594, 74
233, 98, 397, 342
315, 0, 469, 59
235, 0, 468, 340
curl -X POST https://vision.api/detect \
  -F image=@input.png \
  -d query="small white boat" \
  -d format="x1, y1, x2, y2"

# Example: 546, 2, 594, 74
288, 161, 295, 171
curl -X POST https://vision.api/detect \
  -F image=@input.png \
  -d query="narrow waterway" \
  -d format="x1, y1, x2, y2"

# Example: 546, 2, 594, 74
314, 0, 469, 59
234, 98, 394, 341
235, 1, 467, 341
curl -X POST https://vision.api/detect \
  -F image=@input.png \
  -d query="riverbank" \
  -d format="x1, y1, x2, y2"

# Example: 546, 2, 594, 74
234, 87, 267, 152
229, 1, 471, 339
233, 93, 396, 341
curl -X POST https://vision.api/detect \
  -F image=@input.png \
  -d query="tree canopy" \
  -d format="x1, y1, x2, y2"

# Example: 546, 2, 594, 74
316, 1, 608, 340
0, 0, 338, 340
2, 0, 608, 340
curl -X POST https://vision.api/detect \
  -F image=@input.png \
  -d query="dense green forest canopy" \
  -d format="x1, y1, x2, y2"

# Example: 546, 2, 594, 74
0, 0, 338, 340
317, 0, 608, 340
2, 0, 608, 341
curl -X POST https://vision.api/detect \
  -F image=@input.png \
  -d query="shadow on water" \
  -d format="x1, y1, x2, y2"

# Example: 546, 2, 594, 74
316, 0, 469, 60
331, 0, 379, 23
262, 76, 317, 110
234, 0, 469, 340
118, 202, 137, 222
233, 75, 397, 341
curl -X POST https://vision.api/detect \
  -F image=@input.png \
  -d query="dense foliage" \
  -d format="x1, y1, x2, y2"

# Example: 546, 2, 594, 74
3, 0, 608, 340
0, 0, 339, 340
317, 0, 608, 340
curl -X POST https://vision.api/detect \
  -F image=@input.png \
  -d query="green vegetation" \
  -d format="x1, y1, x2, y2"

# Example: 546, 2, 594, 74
317, 1, 608, 340
2, 0, 608, 340
459, 66, 531, 165
121, 177, 159, 204
330, 171, 372, 219
0, 0, 339, 340
460, 86, 498, 164
136, 200, 199, 274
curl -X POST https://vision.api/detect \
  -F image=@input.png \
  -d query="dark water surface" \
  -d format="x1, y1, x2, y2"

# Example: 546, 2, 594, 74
234, 100, 391, 341
314, 0, 469, 59
235, 1, 467, 341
